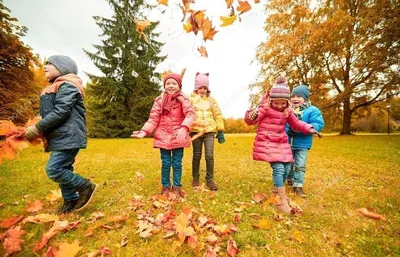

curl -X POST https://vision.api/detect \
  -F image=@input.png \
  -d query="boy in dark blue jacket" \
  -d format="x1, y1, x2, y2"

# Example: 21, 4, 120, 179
23, 55, 97, 213
286, 85, 324, 197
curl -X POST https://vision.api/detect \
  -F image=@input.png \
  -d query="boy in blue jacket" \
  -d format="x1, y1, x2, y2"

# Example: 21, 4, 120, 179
23, 55, 97, 213
286, 85, 324, 197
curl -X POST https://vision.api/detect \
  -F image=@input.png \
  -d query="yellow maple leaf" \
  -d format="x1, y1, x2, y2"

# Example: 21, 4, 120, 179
258, 218, 272, 229
292, 230, 306, 243
158, 0, 168, 6
183, 22, 193, 33
54, 240, 83, 257
220, 15, 237, 27
237, 1, 252, 14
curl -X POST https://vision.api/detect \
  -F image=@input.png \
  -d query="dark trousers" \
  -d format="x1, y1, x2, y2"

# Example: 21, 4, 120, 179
191, 132, 215, 181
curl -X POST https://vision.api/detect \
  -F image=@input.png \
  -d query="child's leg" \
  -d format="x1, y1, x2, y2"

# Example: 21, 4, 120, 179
270, 162, 291, 214
191, 133, 203, 182
287, 151, 295, 185
292, 149, 308, 187
203, 132, 215, 182
270, 162, 286, 187
171, 148, 184, 187
46, 149, 86, 200
160, 149, 172, 187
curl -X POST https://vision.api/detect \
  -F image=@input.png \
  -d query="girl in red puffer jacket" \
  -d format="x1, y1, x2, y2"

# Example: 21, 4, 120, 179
131, 73, 196, 197
245, 75, 316, 214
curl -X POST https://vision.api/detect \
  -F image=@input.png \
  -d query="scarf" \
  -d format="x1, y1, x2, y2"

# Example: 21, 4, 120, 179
288, 101, 311, 136
41, 74, 85, 98
162, 91, 181, 114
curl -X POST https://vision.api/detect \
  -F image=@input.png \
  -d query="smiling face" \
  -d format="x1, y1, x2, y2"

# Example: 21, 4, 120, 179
196, 86, 208, 97
44, 63, 62, 81
164, 78, 180, 94
271, 99, 288, 112
291, 95, 306, 107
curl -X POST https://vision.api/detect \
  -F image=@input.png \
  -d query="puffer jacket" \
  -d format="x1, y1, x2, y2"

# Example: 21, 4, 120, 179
35, 75, 87, 152
142, 92, 196, 150
189, 93, 224, 133
286, 105, 324, 149
246, 104, 313, 163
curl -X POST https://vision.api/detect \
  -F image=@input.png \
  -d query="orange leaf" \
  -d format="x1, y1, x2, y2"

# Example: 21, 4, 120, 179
108, 215, 129, 222
265, 195, 280, 205
33, 220, 70, 252
220, 15, 237, 27
226, 0, 234, 8
157, 0, 168, 6
187, 235, 198, 249
252, 193, 265, 203
198, 46, 208, 58
25, 200, 43, 213
2, 226, 25, 256
135, 19, 151, 34
254, 0, 260, 3
86, 246, 112, 257
202, 18, 218, 41
174, 212, 194, 243
54, 240, 83, 257
23, 213, 59, 224
161, 70, 173, 80
204, 246, 219, 257
237, 1, 252, 14
357, 208, 386, 221
0, 215, 24, 228
183, 22, 193, 33
227, 237, 239, 257
180, 68, 186, 80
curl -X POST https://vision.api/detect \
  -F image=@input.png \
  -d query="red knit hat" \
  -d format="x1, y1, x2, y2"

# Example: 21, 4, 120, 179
163, 73, 182, 89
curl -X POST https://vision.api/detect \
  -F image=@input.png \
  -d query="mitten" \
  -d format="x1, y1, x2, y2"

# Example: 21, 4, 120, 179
216, 130, 225, 144
174, 127, 187, 144
24, 126, 40, 140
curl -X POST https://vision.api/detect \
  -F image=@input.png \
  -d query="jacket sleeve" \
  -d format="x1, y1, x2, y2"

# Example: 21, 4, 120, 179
181, 97, 196, 130
309, 107, 325, 132
287, 112, 313, 134
141, 97, 162, 135
211, 97, 224, 130
36, 83, 79, 132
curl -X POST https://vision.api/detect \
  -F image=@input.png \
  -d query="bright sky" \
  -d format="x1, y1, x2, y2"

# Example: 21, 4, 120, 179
4, 0, 267, 118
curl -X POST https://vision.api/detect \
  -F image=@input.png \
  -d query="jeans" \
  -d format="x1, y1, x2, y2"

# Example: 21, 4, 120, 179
46, 149, 87, 200
270, 162, 292, 187
160, 148, 184, 187
191, 132, 215, 182
287, 149, 309, 187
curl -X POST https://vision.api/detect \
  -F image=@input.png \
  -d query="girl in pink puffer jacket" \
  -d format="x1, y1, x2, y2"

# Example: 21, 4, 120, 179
245, 75, 316, 214
131, 73, 196, 197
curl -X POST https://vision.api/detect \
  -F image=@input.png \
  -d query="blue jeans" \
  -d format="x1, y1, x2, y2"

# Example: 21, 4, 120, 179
287, 149, 309, 187
270, 162, 291, 187
46, 149, 87, 200
160, 148, 184, 187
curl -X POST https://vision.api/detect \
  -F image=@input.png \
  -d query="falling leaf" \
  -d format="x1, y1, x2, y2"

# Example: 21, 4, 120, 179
180, 68, 186, 79
161, 69, 173, 80
357, 208, 386, 221
46, 190, 62, 203
25, 200, 43, 213
291, 230, 306, 243
227, 237, 239, 257
23, 213, 59, 224
258, 218, 273, 230
226, 0, 234, 8
237, 1, 252, 14
254, 0, 260, 3
220, 15, 237, 27
183, 22, 193, 33
202, 18, 218, 41
53, 240, 83, 257
252, 193, 265, 203
158, 0, 168, 6
2, 226, 25, 256
198, 46, 208, 58
0, 215, 24, 228
135, 19, 151, 35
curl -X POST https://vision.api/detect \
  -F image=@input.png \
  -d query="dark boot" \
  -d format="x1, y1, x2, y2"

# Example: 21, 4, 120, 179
161, 186, 170, 196
206, 180, 218, 191
75, 181, 98, 211
293, 187, 307, 197
56, 199, 78, 214
192, 179, 200, 187
287, 179, 294, 187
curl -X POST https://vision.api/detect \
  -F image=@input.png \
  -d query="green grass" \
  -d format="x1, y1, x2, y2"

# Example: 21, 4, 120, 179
0, 135, 399, 256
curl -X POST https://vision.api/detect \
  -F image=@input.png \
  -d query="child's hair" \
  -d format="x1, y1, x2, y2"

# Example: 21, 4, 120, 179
194, 72, 210, 96
47, 55, 78, 75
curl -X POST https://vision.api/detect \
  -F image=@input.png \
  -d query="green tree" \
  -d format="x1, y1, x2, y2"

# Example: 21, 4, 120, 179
0, 0, 41, 125
84, 0, 165, 138
254, 0, 400, 134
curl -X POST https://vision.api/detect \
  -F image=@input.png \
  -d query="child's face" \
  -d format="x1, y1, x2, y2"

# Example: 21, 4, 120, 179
164, 78, 180, 94
291, 95, 305, 107
196, 86, 208, 97
44, 63, 62, 81
271, 99, 288, 112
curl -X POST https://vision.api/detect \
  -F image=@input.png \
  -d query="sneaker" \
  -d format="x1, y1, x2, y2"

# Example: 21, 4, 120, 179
56, 199, 78, 214
206, 180, 218, 191
75, 182, 98, 211
172, 186, 184, 197
161, 186, 170, 196
192, 179, 200, 187
293, 187, 307, 198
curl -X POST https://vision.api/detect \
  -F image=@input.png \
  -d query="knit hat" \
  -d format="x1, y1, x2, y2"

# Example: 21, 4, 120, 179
194, 72, 210, 92
47, 55, 78, 75
291, 85, 310, 100
269, 75, 290, 101
163, 73, 182, 89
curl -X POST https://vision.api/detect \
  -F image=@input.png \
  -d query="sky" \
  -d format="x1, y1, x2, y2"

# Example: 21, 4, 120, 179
4, 0, 267, 118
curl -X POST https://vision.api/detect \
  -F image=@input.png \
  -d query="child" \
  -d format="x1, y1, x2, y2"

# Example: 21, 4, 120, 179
131, 73, 195, 197
286, 85, 324, 197
244, 76, 316, 214
23, 55, 97, 214
189, 72, 225, 191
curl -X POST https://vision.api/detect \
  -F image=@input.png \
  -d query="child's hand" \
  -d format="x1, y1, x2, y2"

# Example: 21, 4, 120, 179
131, 130, 146, 138
23, 126, 40, 140
307, 128, 316, 135
174, 127, 187, 144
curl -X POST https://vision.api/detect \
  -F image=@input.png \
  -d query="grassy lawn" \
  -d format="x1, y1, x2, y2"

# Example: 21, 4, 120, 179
0, 134, 399, 256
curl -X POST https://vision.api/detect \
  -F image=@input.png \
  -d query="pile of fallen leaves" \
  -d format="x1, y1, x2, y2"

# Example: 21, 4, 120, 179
0, 119, 43, 164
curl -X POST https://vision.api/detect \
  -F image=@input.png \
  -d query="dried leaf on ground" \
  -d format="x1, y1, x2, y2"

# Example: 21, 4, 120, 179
23, 214, 59, 224
357, 208, 386, 221
0, 215, 24, 228
33, 220, 70, 252
2, 226, 25, 256
53, 240, 83, 257
46, 190, 62, 202
25, 200, 43, 212
227, 237, 239, 257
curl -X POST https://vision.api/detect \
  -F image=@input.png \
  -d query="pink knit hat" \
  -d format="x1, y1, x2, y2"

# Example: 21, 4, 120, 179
163, 73, 182, 89
269, 75, 290, 101
194, 72, 210, 92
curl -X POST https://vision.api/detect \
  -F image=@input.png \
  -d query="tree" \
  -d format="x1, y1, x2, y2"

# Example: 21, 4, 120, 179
0, 0, 42, 125
84, 0, 165, 138
253, 0, 400, 134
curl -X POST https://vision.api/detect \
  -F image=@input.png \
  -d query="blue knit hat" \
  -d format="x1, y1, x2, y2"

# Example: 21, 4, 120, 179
291, 85, 310, 100
47, 55, 78, 75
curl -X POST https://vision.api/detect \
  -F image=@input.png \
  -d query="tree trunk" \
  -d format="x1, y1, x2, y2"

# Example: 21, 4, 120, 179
341, 99, 352, 135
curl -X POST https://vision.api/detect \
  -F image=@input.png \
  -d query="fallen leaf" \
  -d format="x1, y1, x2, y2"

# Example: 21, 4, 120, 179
23, 214, 59, 224
2, 226, 25, 256
187, 235, 198, 249
86, 246, 112, 257
258, 218, 273, 230
25, 200, 43, 213
0, 215, 24, 228
136, 172, 144, 183
227, 237, 239, 257
120, 235, 128, 247
46, 190, 62, 202
233, 213, 241, 224
108, 215, 129, 222
357, 208, 386, 221
291, 230, 306, 243
237, 1, 252, 14
206, 233, 219, 244
252, 193, 265, 203
33, 220, 70, 252
90, 212, 105, 221
54, 240, 83, 257
220, 15, 237, 27
0, 203, 4, 208
265, 195, 280, 205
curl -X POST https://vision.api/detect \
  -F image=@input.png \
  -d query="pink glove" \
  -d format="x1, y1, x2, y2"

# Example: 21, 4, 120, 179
174, 127, 187, 144
131, 130, 147, 138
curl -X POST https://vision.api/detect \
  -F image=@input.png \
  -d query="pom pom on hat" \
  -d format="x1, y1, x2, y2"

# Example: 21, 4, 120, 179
269, 75, 290, 100
47, 55, 78, 75
291, 85, 310, 100
163, 73, 182, 89
194, 72, 210, 92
